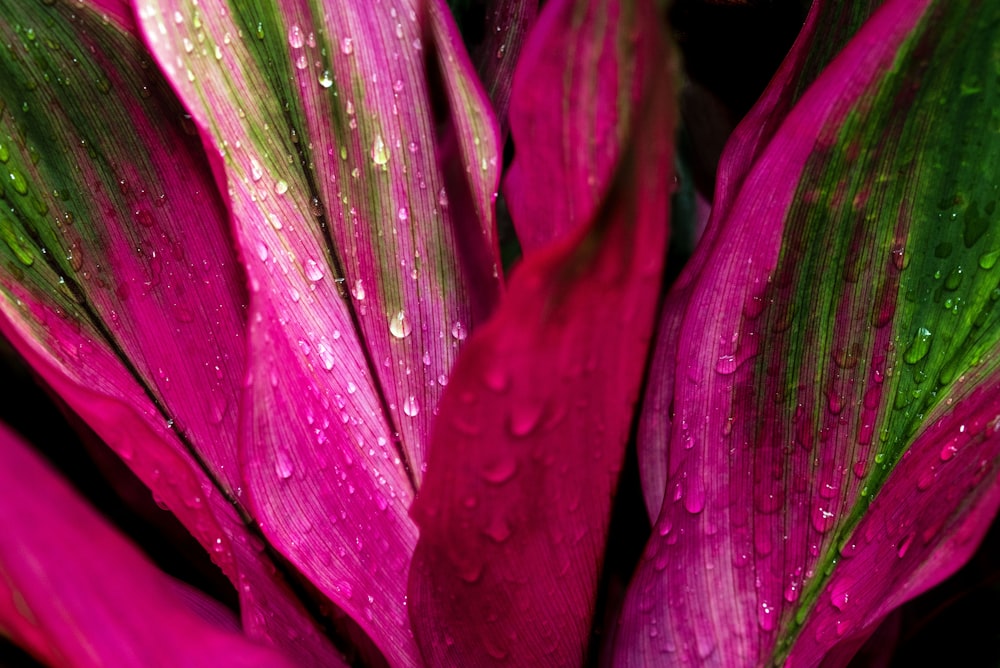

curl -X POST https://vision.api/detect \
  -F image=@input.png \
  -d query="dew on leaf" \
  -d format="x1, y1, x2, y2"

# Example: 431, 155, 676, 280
371, 134, 389, 166
402, 395, 419, 417
287, 24, 304, 48
903, 327, 932, 364
389, 310, 411, 338
305, 258, 324, 281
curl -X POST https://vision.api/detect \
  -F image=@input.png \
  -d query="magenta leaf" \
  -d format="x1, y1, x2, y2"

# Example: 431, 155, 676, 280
502, 0, 656, 254
639, 0, 886, 519
407, 0, 675, 664
135, 1, 502, 663
0, 2, 341, 662
0, 421, 297, 668
618, 0, 1000, 664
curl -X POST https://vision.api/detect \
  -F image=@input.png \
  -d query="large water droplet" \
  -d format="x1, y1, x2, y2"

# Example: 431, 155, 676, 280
389, 310, 411, 338
758, 601, 776, 631
481, 457, 517, 484
287, 24, 304, 48
402, 395, 419, 417
371, 134, 389, 166
508, 400, 543, 437
318, 70, 334, 88
275, 449, 294, 479
903, 327, 932, 364
304, 259, 324, 282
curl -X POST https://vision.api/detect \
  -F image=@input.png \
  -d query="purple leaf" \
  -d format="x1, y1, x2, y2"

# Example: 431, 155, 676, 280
0, 421, 298, 668
618, 0, 1000, 664
407, 0, 675, 663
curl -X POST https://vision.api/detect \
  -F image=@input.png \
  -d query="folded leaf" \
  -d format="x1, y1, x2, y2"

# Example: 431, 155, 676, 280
502, 0, 653, 253
0, 421, 295, 668
408, 0, 674, 664
136, 1, 503, 663
617, 1, 1000, 664
639, 0, 885, 519
0, 2, 340, 662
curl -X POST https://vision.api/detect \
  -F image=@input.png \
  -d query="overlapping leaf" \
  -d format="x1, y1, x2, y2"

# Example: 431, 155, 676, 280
617, 0, 1000, 664
0, 2, 340, 663
0, 422, 298, 668
408, 0, 674, 664
135, 0, 502, 663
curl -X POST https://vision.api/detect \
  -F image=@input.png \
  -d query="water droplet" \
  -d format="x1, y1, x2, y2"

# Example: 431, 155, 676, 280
305, 258, 324, 281
811, 503, 836, 533
318, 70, 333, 88
274, 179, 289, 195
903, 327, 932, 364
389, 310, 411, 338
316, 340, 335, 370
275, 449, 294, 479
255, 241, 268, 261
715, 354, 738, 375
979, 249, 1000, 269
451, 321, 467, 341
508, 401, 543, 437
438, 186, 448, 208
943, 265, 964, 291
250, 158, 263, 182
352, 279, 365, 300
402, 395, 419, 417
758, 601, 776, 631
8, 170, 28, 196
287, 24, 304, 48
481, 457, 517, 484
340, 36, 354, 55
397, 206, 408, 221
371, 134, 389, 166
897, 533, 914, 558
482, 516, 512, 543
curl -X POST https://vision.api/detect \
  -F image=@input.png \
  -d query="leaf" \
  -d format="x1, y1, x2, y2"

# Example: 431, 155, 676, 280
502, 0, 658, 253
0, 421, 298, 668
407, 0, 675, 664
135, 0, 503, 663
638, 0, 886, 520
469, 0, 539, 140
616, 0, 1000, 664
0, 2, 340, 662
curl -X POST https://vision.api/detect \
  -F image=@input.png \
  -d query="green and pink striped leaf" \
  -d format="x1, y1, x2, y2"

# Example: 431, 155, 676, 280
408, 0, 674, 664
0, 2, 340, 663
618, 1, 1000, 664
135, 0, 502, 663
639, 0, 885, 519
